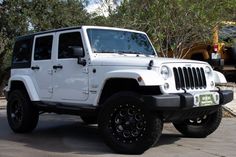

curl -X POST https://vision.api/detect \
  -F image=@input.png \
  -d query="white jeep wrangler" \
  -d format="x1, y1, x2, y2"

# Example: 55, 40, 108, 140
4, 26, 233, 154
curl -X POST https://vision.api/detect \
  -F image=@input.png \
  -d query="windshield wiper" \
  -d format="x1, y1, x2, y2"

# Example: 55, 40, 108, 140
94, 51, 115, 53
94, 50, 152, 56
117, 51, 142, 55
118, 51, 156, 57
94, 50, 140, 54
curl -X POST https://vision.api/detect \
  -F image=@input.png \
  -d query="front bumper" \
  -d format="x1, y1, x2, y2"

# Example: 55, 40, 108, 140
143, 90, 233, 122
144, 90, 233, 110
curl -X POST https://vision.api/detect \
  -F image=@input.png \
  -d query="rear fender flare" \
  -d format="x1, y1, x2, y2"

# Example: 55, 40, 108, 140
8, 75, 40, 101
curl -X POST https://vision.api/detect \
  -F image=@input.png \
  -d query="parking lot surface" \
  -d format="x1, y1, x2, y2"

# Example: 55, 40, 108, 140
0, 109, 236, 157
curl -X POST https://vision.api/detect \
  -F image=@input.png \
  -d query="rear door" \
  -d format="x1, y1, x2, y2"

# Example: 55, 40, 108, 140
52, 30, 89, 103
31, 33, 54, 100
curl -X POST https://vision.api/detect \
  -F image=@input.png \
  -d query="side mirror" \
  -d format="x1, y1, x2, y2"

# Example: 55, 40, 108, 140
69, 46, 86, 66
71, 46, 84, 58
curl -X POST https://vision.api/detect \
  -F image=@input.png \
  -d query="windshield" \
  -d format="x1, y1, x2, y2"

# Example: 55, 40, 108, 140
87, 29, 156, 55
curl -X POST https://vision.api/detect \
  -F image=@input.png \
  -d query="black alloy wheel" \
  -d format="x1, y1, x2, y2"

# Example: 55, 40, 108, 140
7, 90, 39, 133
173, 106, 222, 138
98, 91, 163, 154
109, 103, 147, 144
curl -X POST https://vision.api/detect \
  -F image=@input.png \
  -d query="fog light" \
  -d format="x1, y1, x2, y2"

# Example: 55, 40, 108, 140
164, 83, 169, 90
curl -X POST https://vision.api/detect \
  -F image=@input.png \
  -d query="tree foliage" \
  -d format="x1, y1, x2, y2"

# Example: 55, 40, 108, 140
28, 0, 90, 31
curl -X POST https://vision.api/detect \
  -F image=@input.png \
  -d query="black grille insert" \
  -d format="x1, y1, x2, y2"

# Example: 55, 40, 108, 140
173, 67, 206, 90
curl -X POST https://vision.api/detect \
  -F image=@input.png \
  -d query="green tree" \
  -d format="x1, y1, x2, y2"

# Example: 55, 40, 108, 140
28, 0, 90, 31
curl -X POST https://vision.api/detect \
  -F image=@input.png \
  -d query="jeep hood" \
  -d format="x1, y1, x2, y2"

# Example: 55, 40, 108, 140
91, 55, 207, 67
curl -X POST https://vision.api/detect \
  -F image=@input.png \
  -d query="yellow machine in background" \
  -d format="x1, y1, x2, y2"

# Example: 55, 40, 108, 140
183, 21, 236, 81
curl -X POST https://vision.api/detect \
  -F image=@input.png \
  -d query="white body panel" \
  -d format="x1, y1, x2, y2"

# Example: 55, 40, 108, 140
52, 59, 89, 102
31, 59, 53, 99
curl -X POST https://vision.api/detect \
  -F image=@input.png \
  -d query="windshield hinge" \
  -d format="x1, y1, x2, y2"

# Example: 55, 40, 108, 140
147, 60, 154, 70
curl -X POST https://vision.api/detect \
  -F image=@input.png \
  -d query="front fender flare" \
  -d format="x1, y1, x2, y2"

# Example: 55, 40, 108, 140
213, 70, 227, 84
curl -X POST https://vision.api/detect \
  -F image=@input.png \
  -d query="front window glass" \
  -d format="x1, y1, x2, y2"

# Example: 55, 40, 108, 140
87, 29, 155, 55
58, 32, 83, 59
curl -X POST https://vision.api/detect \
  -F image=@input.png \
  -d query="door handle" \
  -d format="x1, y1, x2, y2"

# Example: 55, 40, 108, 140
53, 65, 63, 69
31, 66, 40, 70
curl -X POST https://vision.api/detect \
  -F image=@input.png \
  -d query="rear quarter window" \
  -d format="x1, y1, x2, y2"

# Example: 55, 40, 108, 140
12, 37, 33, 68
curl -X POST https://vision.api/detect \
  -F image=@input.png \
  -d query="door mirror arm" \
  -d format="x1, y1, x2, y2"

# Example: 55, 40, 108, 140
78, 58, 87, 66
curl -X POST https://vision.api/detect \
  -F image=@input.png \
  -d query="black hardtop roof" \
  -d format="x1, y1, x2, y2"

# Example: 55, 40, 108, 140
16, 26, 82, 41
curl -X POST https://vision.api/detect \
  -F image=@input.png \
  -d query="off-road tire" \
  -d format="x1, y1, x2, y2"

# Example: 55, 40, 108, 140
7, 90, 39, 133
173, 106, 222, 138
80, 115, 97, 124
98, 91, 163, 154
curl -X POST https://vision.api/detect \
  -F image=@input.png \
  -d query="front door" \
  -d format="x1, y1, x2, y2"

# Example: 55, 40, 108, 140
52, 30, 89, 103
31, 33, 54, 100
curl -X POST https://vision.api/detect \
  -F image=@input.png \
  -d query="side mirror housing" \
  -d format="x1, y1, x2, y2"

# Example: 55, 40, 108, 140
71, 46, 84, 58
69, 46, 86, 66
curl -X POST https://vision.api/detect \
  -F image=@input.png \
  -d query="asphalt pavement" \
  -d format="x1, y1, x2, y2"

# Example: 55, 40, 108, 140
0, 109, 236, 157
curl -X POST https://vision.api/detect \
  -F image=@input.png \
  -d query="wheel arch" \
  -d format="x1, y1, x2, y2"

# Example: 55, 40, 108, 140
98, 78, 139, 105
97, 78, 161, 106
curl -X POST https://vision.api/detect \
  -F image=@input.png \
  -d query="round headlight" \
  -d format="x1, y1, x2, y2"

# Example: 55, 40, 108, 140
205, 66, 212, 77
161, 66, 169, 80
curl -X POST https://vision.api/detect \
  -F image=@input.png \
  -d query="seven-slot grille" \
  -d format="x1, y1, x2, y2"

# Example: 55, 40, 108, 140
173, 67, 206, 90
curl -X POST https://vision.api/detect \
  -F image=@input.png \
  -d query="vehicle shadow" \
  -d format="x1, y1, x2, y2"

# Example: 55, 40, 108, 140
0, 113, 182, 155
156, 133, 182, 147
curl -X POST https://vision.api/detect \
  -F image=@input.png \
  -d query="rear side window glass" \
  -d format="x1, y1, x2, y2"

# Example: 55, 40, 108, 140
12, 38, 33, 68
34, 35, 53, 60
58, 32, 83, 59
